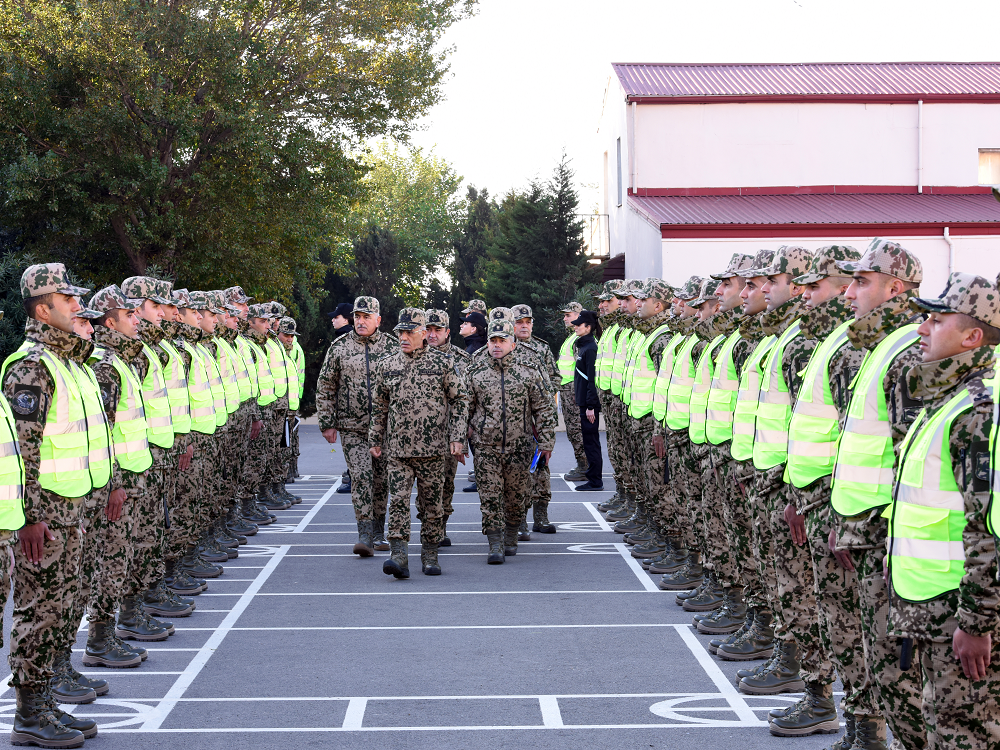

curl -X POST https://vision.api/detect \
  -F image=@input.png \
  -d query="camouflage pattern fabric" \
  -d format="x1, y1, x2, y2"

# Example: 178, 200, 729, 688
699, 445, 736, 586
636, 414, 677, 535
19, 263, 90, 298
89, 479, 137, 621
267, 394, 290, 484
716, 451, 754, 589
123, 464, 167, 596
754, 245, 813, 280
836, 237, 923, 283
71, 491, 107, 636
0, 533, 13, 647
386, 455, 447, 544
474, 447, 533, 532
911, 270, 1000, 327
341, 430, 389, 521
793, 244, 861, 286
174, 431, 219, 551
247, 404, 275, 492
316, 328, 398, 432
560, 386, 586, 467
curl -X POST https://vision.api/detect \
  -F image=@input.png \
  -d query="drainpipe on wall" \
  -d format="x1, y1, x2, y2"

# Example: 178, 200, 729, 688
630, 101, 637, 193
917, 99, 923, 194
943, 226, 954, 275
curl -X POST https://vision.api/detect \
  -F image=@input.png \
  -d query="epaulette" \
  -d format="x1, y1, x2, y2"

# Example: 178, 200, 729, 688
331, 332, 350, 347
531, 335, 548, 346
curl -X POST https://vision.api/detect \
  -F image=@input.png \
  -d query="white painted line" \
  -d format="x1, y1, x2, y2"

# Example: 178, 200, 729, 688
139, 544, 290, 730
100, 723, 775, 733
614, 543, 660, 592
342, 698, 367, 729
538, 695, 563, 727
199, 589, 650, 597
292, 481, 340, 532
583, 502, 613, 532
283, 552, 617, 557
672, 624, 765, 726
228, 623, 687, 631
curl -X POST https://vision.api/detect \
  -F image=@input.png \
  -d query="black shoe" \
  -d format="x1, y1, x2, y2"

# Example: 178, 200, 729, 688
575, 482, 605, 491
336, 477, 352, 494
11, 687, 85, 749
462, 482, 478, 493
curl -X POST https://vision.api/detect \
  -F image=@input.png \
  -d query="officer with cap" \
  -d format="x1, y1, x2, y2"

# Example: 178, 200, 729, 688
466, 319, 556, 563
278, 317, 305, 481
369, 308, 468, 578
558, 302, 589, 481
317, 296, 398, 556
462, 299, 488, 316
425, 309, 472, 545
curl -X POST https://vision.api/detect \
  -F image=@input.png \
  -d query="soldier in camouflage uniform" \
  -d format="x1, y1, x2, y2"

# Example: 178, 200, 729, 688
317, 296, 399, 555
262, 301, 300, 507
425, 309, 472, 546
829, 240, 928, 749
2, 264, 104, 746
278, 316, 305, 483
466, 319, 557, 563
462, 299, 488, 316
888, 273, 1000, 750
593, 280, 627, 512
370, 308, 468, 578
558, 301, 589, 480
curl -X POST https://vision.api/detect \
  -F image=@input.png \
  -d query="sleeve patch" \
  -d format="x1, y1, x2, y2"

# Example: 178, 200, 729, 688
11, 386, 41, 421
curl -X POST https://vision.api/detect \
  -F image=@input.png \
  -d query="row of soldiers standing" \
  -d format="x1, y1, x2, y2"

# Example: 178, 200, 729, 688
594, 239, 1000, 750
0, 264, 306, 748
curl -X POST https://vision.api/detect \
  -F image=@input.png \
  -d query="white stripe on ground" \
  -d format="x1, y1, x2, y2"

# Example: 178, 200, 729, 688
583, 502, 613, 532
614, 543, 661, 592
291, 480, 340, 532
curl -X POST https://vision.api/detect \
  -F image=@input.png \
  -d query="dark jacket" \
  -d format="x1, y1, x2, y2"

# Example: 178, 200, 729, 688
574, 333, 600, 411
464, 331, 486, 356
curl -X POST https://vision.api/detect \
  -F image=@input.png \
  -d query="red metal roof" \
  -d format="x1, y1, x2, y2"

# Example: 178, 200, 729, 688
630, 193, 1000, 227
613, 63, 1000, 103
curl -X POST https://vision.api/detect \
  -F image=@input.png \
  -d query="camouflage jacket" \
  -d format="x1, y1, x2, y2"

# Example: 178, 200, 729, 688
521, 336, 559, 394
889, 346, 999, 640
2, 320, 94, 526
91, 326, 147, 490
432, 341, 472, 378
316, 329, 398, 433
835, 291, 924, 551
473, 338, 552, 390
136, 318, 168, 370
369, 345, 469, 458
162, 321, 192, 368
467, 350, 557, 454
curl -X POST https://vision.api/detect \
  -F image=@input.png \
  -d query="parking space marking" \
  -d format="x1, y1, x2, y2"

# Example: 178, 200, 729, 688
614, 543, 661, 592
583, 502, 613, 532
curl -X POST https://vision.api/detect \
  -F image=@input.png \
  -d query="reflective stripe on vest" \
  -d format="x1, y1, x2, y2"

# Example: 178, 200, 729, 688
236, 337, 260, 400
665, 335, 701, 431
248, 340, 276, 406
181, 341, 217, 435
0, 388, 24, 528
627, 325, 672, 419
558, 334, 577, 385
989, 373, 1000, 535
831, 325, 921, 516
266, 338, 289, 398
887, 388, 979, 601
37, 350, 93, 497
785, 320, 853, 488
72, 362, 112, 489
595, 323, 619, 392
730, 335, 777, 462
160, 340, 191, 435
105, 354, 154, 473
689, 334, 725, 445
752, 321, 803, 470
610, 328, 635, 397
705, 329, 743, 445
621, 330, 649, 407
652, 334, 685, 423
292, 339, 306, 400
283, 344, 301, 411
214, 339, 242, 415
139, 343, 174, 449
197, 343, 228, 427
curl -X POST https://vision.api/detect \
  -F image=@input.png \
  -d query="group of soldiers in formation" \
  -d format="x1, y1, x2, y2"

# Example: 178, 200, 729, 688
593, 239, 1000, 750
0, 264, 306, 748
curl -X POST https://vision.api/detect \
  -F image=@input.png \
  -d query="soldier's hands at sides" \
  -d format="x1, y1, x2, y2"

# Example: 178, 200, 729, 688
586, 408, 596, 424
954, 629, 992, 681
540, 450, 552, 465
106, 489, 126, 522
450, 442, 465, 463
251, 420, 265, 441
829, 528, 855, 571
783, 503, 806, 546
322, 427, 338, 444
652, 434, 665, 460
178, 444, 194, 471
369, 446, 382, 458
20, 522, 54, 564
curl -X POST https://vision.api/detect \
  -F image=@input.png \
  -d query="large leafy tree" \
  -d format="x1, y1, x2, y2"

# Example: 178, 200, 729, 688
0, 0, 474, 298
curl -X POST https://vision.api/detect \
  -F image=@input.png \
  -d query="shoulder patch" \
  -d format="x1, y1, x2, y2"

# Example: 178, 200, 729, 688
11, 385, 41, 421
99, 384, 115, 409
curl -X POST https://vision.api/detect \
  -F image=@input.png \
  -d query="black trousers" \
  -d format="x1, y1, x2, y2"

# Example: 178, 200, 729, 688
579, 406, 603, 486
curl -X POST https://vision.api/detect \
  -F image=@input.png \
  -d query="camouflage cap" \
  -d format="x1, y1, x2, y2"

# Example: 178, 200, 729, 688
711, 253, 756, 280
793, 245, 862, 285
268, 301, 287, 318
354, 296, 380, 315
836, 238, 923, 283
171, 288, 193, 309
561, 301, 584, 314
121, 276, 173, 305
690, 278, 723, 308
511, 304, 533, 321
224, 286, 253, 305
89, 285, 140, 314
486, 319, 515, 340
637, 279, 675, 304
394, 307, 426, 331
209, 291, 238, 316
615, 279, 642, 298
278, 316, 300, 336
157, 280, 175, 304
462, 299, 487, 315
189, 291, 218, 313
910, 272, 1000, 328
676, 275, 705, 301
247, 303, 270, 319
75, 307, 103, 320
426, 309, 450, 328
737, 249, 776, 278
756, 245, 813, 280
597, 279, 625, 300
20, 263, 90, 299
489, 307, 513, 322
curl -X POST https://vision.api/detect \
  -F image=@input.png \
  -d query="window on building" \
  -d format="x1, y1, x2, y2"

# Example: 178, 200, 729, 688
616, 138, 622, 207
979, 149, 1000, 185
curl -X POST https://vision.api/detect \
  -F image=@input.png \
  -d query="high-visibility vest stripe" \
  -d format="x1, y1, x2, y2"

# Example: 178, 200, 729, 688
689, 334, 725, 445
236, 336, 260, 400
139, 343, 174, 449
752, 321, 803, 470
72, 362, 112, 488
104, 353, 154, 473
621, 330, 649, 407
246, 339, 276, 406
652, 334, 685, 423
558, 334, 578, 385
214, 338, 242, 415
665, 335, 701, 431
266, 338, 289, 399
627, 325, 673, 419
705, 329, 742, 445
196, 343, 228, 427
292, 339, 306, 400
595, 323, 620, 392
181, 341, 218, 435
160, 340, 191, 434
730, 335, 777, 462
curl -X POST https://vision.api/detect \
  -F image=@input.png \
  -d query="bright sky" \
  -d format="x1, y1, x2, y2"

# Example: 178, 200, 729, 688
409, 0, 1000, 211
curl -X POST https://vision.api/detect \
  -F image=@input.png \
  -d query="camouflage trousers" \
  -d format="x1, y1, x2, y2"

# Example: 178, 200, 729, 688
268, 396, 289, 484
528, 458, 551, 517
805, 502, 881, 718
386, 455, 447, 544
443, 454, 460, 517
717, 452, 755, 592
341, 429, 388, 522
0, 531, 14, 648
89, 478, 136, 622
238, 405, 268, 501
220, 407, 252, 513
245, 405, 275, 495
602, 394, 632, 495
699, 445, 737, 587
10, 520, 83, 689
289, 409, 301, 476
127, 458, 167, 595
854, 545, 927, 749
666, 433, 699, 551
559, 386, 586, 466
65, 490, 107, 645
172, 431, 219, 554
912, 637, 1000, 750
474, 445, 533, 532
634, 416, 677, 536
747, 467, 782, 610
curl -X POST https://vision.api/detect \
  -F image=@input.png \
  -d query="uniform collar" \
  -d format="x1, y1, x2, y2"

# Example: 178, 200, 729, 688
24, 318, 94, 363
907, 346, 996, 408
350, 329, 382, 345
799, 294, 853, 340
93, 325, 145, 362
706, 306, 743, 338
136, 317, 164, 346
759, 295, 806, 337
847, 290, 920, 351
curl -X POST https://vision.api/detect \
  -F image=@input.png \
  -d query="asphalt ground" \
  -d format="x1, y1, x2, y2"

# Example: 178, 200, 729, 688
0, 424, 857, 749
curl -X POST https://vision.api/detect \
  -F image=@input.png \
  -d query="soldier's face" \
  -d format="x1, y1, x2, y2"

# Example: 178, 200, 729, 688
249, 317, 270, 334
741, 277, 767, 316
623, 297, 638, 315
761, 273, 801, 312
179, 308, 202, 327
200, 312, 217, 334
563, 312, 577, 327
637, 297, 663, 319
72, 316, 93, 340
355, 312, 380, 336
137, 299, 164, 326
696, 300, 719, 321
269, 318, 280, 332
917, 311, 984, 362
107, 308, 140, 339
38, 293, 82, 333
845, 272, 904, 319
514, 318, 532, 341
398, 328, 426, 353
278, 332, 295, 346
161, 303, 181, 323
459, 321, 474, 337
489, 336, 515, 358
716, 277, 745, 312
224, 313, 239, 330
426, 326, 449, 347
233, 301, 250, 316
679, 302, 697, 319
598, 297, 619, 315
802, 276, 851, 310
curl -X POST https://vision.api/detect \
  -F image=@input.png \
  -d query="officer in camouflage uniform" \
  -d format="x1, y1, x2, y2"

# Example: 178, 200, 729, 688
462, 299, 488, 316
885, 273, 1000, 750
425, 309, 472, 546
370, 308, 468, 578
558, 301, 589, 480
317, 296, 399, 555
466, 319, 557, 563
830, 240, 927, 750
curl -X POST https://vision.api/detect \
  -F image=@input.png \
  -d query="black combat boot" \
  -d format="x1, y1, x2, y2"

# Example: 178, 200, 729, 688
485, 530, 505, 564
382, 540, 410, 579
717, 608, 775, 661
10, 686, 85, 748
439, 516, 452, 547
531, 502, 556, 533
195, 532, 229, 563
709, 608, 755, 654
166, 560, 206, 595
658, 553, 704, 590
421, 540, 442, 576
259, 483, 289, 510
682, 574, 725, 612
697, 586, 748, 634
48, 651, 96, 705
649, 546, 690, 574
277, 481, 301, 504
83, 620, 142, 668
818, 712, 856, 749
336, 470, 352, 494
613, 501, 646, 534
849, 716, 889, 750
739, 640, 805, 694
517, 518, 530, 542
116, 595, 170, 642
143, 580, 196, 617
179, 548, 223, 578
372, 514, 390, 551
57, 648, 107, 697
241, 496, 272, 525
504, 524, 520, 556
605, 493, 635, 521
563, 461, 588, 481
353, 520, 375, 557
768, 681, 839, 736
597, 491, 622, 513
42, 687, 97, 740
227, 504, 257, 537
